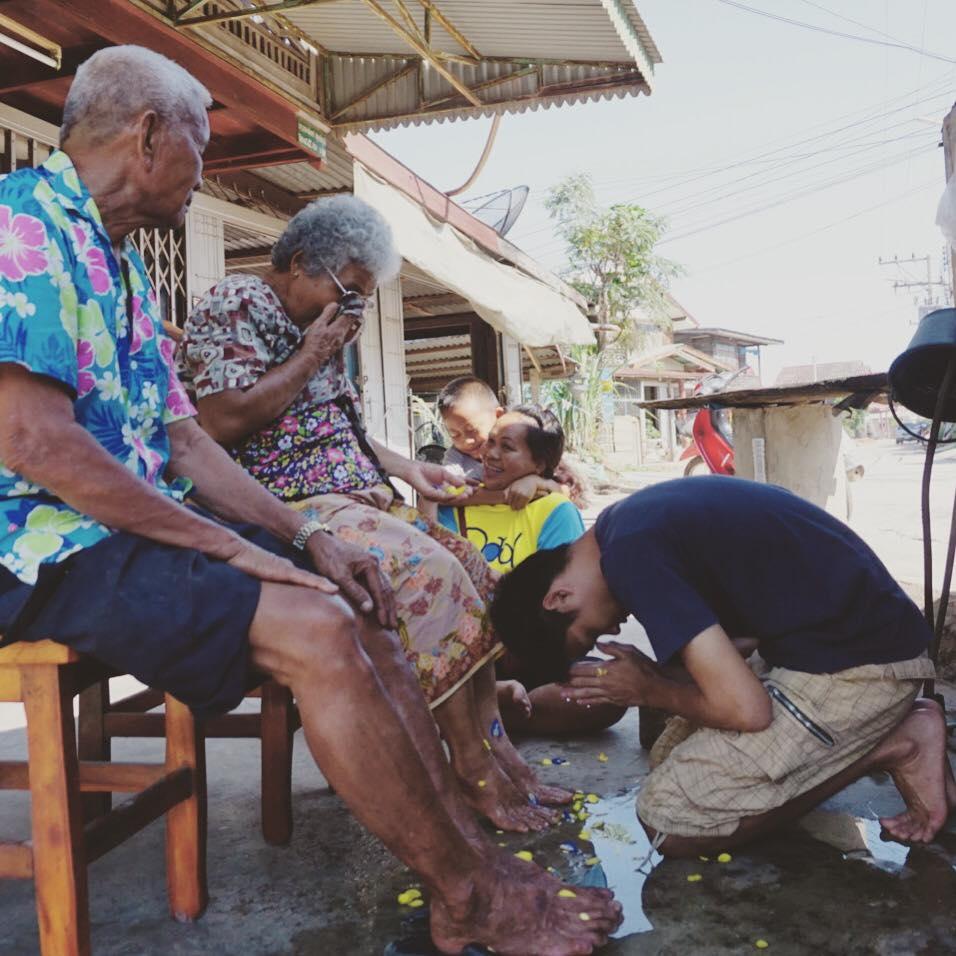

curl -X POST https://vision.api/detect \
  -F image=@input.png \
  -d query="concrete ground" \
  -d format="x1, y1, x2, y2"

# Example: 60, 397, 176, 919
2, 440, 956, 954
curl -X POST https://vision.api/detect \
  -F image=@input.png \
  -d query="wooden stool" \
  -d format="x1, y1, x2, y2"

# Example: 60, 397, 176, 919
0, 640, 207, 956
80, 679, 300, 846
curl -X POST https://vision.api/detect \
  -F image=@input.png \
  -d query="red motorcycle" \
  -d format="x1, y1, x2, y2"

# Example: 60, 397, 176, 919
679, 367, 751, 477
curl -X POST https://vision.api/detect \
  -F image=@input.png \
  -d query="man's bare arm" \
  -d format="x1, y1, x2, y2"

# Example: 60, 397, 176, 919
0, 365, 333, 591
566, 626, 772, 732
165, 417, 303, 541
0, 365, 240, 555
166, 417, 396, 626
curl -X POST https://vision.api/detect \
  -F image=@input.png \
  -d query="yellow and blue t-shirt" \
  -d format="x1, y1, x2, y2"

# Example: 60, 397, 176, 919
439, 493, 584, 573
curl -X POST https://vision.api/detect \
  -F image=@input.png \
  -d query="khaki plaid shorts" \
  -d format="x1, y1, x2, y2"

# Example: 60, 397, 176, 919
637, 654, 935, 839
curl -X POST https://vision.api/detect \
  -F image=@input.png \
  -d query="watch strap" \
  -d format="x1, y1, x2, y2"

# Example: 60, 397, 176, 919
292, 519, 332, 551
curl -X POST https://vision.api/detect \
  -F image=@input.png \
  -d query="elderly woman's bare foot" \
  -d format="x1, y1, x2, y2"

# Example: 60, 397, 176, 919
430, 854, 622, 956
457, 763, 558, 833
489, 733, 574, 807
877, 699, 951, 844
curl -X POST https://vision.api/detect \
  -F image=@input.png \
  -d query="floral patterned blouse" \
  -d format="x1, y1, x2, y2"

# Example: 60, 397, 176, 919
177, 274, 384, 502
0, 151, 195, 584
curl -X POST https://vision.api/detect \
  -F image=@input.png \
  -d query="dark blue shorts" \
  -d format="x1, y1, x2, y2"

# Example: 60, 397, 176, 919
0, 517, 302, 718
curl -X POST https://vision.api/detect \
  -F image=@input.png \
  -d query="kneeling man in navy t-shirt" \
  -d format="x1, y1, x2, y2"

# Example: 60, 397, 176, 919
490, 476, 952, 857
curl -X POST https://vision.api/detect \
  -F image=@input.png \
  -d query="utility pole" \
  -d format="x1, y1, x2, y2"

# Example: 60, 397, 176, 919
944, 101, 956, 305
878, 252, 953, 317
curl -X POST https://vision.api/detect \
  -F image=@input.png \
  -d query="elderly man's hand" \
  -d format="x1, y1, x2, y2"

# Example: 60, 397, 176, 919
563, 642, 661, 709
406, 461, 477, 504
222, 538, 339, 593
305, 532, 397, 629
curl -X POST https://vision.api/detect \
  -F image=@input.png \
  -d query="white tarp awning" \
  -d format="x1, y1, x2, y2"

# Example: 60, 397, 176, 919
354, 164, 595, 348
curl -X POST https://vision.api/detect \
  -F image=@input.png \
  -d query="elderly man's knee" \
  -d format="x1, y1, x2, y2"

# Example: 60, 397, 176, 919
265, 592, 368, 682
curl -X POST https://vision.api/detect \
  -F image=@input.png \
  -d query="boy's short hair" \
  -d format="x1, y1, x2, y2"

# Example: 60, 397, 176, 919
437, 375, 499, 414
509, 404, 565, 480
490, 544, 576, 686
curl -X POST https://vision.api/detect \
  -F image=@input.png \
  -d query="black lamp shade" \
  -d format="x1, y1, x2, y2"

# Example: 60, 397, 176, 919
888, 308, 956, 421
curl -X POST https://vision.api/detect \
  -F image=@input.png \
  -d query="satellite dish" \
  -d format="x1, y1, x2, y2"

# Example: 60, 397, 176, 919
461, 186, 529, 237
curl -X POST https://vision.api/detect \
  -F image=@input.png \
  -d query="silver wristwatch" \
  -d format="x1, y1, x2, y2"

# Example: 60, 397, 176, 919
292, 519, 332, 550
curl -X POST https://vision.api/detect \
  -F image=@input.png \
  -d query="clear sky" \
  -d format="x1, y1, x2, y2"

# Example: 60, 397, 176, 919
372, 0, 956, 384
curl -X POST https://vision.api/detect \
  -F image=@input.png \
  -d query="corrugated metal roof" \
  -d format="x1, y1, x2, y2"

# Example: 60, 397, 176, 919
287, 1, 659, 63
277, 0, 659, 131
253, 135, 355, 194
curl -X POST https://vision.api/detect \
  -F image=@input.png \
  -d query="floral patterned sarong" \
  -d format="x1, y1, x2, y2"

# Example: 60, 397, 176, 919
294, 487, 501, 708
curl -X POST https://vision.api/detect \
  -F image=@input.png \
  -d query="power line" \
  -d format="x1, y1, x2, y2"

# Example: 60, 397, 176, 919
792, 0, 926, 46
658, 144, 934, 243
514, 77, 955, 243
714, 0, 956, 65
693, 178, 940, 273
524, 142, 935, 258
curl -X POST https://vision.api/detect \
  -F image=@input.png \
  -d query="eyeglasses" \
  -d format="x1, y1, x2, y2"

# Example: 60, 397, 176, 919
321, 261, 367, 345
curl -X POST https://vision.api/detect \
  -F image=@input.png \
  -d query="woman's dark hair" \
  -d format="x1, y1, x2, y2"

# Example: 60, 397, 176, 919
509, 403, 564, 480
489, 544, 576, 686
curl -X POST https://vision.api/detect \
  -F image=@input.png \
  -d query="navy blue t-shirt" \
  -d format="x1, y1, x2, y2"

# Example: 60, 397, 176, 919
594, 477, 930, 673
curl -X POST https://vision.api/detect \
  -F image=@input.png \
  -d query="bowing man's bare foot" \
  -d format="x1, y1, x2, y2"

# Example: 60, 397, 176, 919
456, 759, 558, 833
430, 853, 623, 956
876, 699, 952, 844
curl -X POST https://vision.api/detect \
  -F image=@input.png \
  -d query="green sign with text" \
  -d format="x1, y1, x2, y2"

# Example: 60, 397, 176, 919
297, 116, 327, 159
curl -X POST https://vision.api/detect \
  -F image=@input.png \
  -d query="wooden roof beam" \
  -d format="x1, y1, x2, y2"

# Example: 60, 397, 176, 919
330, 62, 417, 120
0, 42, 100, 95
174, 0, 339, 28
47, 0, 329, 156
414, 0, 480, 60
203, 134, 314, 173
208, 169, 304, 217
359, 0, 481, 107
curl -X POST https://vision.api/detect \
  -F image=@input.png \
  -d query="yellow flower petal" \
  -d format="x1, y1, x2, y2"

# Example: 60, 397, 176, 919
579, 830, 591, 841
579, 913, 591, 922
541, 758, 553, 766
477, 779, 487, 788
687, 874, 703, 883
586, 794, 599, 804
483, 738, 492, 751
409, 899, 425, 908
755, 941, 769, 950
597, 752, 609, 763
717, 852, 732, 863
584, 856, 600, 866
514, 850, 534, 862
558, 889, 577, 898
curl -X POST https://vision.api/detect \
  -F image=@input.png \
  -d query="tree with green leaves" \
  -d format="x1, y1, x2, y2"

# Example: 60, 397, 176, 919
545, 171, 680, 345
539, 173, 679, 458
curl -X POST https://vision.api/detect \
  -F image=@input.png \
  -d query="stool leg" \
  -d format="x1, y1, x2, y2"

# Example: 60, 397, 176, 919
260, 680, 294, 846
22, 665, 90, 956
163, 695, 207, 922
78, 680, 111, 821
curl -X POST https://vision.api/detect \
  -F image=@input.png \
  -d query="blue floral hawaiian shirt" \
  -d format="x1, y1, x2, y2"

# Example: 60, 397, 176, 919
0, 150, 195, 584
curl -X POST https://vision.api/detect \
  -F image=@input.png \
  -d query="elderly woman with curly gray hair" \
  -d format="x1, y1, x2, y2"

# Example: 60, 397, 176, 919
178, 196, 571, 832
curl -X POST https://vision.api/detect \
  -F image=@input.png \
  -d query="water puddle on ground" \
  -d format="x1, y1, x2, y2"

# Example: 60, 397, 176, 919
798, 809, 911, 870
383, 787, 659, 954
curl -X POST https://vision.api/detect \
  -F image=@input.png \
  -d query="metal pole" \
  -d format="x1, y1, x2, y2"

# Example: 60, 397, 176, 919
944, 103, 956, 305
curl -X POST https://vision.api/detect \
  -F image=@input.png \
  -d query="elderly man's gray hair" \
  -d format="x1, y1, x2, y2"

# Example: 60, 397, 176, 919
272, 195, 401, 284
61, 46, 212, 146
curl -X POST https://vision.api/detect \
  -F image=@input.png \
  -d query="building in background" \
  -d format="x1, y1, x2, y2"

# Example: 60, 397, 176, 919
1, 0, 662, 460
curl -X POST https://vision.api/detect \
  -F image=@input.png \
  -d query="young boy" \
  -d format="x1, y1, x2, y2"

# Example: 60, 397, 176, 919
436, 376, 582, 509
490, 477, 952, 856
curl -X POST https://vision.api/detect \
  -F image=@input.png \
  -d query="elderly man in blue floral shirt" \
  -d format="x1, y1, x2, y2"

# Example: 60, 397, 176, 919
0, 45, 621, 955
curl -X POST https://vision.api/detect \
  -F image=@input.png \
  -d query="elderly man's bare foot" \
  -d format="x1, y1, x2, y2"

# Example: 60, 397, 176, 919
490, 735, 574, 807
457, 763, 558, 833
877, 699, 951, 844
430, 855, 622, 956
